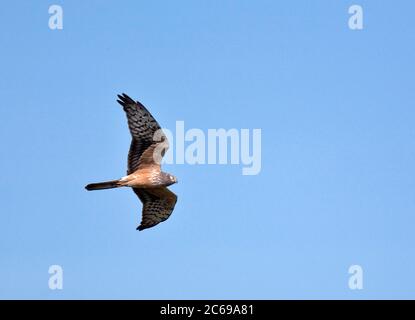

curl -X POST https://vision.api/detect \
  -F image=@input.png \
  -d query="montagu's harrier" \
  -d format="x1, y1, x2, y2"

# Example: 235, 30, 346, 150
85, 93, 178, 231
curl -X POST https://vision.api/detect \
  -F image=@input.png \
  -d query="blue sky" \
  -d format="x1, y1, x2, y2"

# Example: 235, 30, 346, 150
0, 0, 415, 299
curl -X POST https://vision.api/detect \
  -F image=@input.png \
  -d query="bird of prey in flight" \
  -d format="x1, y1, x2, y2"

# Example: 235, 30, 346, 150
85, 94, 178, 231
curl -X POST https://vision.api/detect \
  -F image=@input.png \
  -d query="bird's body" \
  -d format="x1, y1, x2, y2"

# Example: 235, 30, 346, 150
85, 168, 174, 190
85, 93, 178, 231
121, 168, 169, 188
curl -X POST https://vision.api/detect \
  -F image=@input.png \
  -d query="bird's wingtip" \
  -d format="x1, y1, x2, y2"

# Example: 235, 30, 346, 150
116, 93, 135, 106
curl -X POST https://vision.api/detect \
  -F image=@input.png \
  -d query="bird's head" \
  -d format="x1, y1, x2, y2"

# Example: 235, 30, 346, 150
164, 173, 178, 186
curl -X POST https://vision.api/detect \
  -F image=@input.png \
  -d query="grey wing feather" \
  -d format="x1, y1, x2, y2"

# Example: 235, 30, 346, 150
133, 187, 177, 231
117, 93, 168, 174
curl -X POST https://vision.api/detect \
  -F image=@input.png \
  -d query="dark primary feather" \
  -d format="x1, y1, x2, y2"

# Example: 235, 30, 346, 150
133, 187, 177, 231
116, 93, 168, 174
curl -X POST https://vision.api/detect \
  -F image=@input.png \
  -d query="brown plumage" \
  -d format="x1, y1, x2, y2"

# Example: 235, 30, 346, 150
85, 93, 178, 231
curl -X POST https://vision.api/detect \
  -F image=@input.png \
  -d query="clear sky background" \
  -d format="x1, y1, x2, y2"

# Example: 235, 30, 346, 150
1, 0, 414, 299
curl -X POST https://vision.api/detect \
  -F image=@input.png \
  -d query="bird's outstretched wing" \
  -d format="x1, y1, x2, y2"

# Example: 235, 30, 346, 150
135, 142, 168, 171
133, 187, 178, 231
117, 93, 168, 174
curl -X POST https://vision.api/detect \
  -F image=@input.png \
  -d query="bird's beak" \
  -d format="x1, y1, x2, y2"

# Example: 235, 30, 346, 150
174, 177, 178, 183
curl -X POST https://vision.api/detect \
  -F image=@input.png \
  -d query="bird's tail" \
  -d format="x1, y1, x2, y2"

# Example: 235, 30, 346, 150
85, 179, 121, 191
